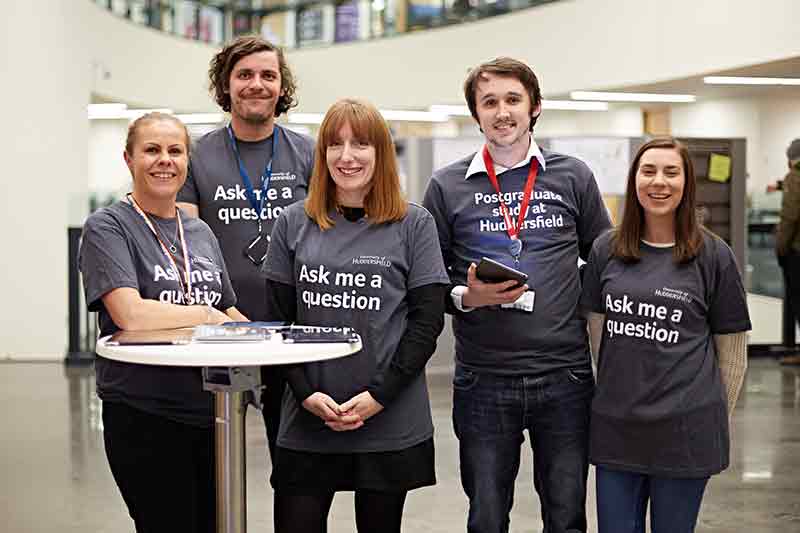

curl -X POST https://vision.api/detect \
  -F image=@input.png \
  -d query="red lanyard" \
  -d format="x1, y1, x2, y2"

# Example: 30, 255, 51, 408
482, 145, 539, 242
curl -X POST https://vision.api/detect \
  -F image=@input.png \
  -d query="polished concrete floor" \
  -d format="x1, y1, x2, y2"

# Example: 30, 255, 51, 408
1, 358, 799, 532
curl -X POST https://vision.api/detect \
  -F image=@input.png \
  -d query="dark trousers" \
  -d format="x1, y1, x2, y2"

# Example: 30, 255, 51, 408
596, 466, 709, 533
102, 401, 215, 533
453, 365, 594, 533
261, 369, 286, 460
782, 253, 800, 334
274, 489, 407, 533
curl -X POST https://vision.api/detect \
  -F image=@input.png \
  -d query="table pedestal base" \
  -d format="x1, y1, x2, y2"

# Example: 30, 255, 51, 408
204, 366, 261, 533
215, 390, 247, 533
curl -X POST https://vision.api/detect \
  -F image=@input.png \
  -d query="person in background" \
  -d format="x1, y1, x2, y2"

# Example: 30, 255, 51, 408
176, 35, 315, 458
774, 138, 800, 365
262, 99, 450, 533
79, 112, 246, 533
581, 136, 752, 533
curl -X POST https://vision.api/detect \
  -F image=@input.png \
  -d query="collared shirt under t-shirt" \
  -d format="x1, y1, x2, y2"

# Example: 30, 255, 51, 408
423, 143, 612, 376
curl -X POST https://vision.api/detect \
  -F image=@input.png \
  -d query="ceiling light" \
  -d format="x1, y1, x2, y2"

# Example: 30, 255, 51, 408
288, 113, 325, 124
175, 113, 225, 124
428, 104, 471, 117
542, 100, 608, 111
87, 103, 128, 119
123, 108, 173, 119
88, 103, 175, 120
703, 76, 800, 86
570, 91, 696, 103
380, 110, 449, 122
430, 99, 608, 115
289, 109, 450, 124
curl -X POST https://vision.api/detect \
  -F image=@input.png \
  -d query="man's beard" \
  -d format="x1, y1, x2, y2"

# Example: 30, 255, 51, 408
242, 110, 271, 125
234, 98, 274, 125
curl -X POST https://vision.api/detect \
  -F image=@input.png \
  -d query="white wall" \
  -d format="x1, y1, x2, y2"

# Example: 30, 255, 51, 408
759, 97, 800, 189
671, 98, 761, 193
670, 95, 800, 200
89, 120, 132, 201
0, 1, 89, 356
87, 3, 217, 111
537, 106, 644, 138
87, 0, 800, 113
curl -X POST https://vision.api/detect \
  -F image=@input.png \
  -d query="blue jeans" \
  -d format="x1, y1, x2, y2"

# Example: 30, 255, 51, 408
453, 364, 594, 533
596, 466, 709, 533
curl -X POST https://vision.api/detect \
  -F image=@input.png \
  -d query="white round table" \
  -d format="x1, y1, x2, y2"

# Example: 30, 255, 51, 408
96, 333, 362, 533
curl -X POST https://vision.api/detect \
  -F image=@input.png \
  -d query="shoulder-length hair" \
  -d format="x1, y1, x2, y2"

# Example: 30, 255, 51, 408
613, 137, 704, 263
305, 99, 407, 230
208, 36, 297, 117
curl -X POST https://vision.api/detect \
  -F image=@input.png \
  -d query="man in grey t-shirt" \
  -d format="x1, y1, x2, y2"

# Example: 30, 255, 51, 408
177, 36, 314, 459
423, 58, 611, 533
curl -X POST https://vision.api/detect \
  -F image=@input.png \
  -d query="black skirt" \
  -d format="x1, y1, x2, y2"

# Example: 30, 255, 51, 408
270, 437, 435, 493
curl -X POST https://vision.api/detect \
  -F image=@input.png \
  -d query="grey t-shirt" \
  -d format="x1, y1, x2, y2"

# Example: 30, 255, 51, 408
79, 201, 236, 427
177, 125, 314, 319
262, 202, 450, 453
423, 147, 612, 375
580, 231, 751, 477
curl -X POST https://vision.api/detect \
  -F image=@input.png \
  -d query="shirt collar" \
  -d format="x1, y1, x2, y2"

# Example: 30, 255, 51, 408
465, 137, 546, 180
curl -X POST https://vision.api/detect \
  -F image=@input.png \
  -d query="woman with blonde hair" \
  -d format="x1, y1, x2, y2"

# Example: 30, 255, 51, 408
79, 112, 245, 532
262, 99, 449, 532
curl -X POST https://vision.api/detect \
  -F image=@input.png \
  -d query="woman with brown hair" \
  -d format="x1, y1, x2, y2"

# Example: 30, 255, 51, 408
261, 99, 450, 532
79, 112, 246, 532
580, 137, 751, 533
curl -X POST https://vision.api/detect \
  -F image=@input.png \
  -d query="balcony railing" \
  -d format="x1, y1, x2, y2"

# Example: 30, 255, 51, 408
94, 0, 560, 49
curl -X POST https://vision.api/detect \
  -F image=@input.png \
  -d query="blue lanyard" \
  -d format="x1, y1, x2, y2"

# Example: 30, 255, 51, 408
226, 123, 279, 214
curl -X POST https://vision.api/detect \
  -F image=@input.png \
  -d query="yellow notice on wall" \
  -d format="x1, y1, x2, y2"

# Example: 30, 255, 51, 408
708, 153, 732, 183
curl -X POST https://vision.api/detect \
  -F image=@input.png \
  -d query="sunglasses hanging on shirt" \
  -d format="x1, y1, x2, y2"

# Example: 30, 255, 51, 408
227, 124, 279, 266
244, 218, 269, 266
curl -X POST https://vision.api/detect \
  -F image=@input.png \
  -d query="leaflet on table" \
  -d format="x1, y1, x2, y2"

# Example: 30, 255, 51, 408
281, 326, 360, 344
193, 324, 276, 342
107, 329, 194, 346
192, 323, 360, 343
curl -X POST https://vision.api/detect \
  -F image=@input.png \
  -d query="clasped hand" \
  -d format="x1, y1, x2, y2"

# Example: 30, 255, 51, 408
461, 262, 529, 308
301, 391, 384, 432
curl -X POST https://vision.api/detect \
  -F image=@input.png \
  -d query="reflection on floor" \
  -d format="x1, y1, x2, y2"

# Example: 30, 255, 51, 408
1, 358, 799, 532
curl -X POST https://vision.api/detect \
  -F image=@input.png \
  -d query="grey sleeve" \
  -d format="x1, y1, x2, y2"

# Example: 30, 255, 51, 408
407, 211, 450, 290
78, 213, 139, 312
261, 209, 296, 286
709, 241, 752, 334
177, 160, 200, 205
576, 167, 612, 260
422, 178, 454, 274
579, 239, 606, 316
304, 138, 316, 184
207, 228, 238, 310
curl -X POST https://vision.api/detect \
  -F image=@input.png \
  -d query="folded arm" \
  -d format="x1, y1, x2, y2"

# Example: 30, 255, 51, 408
102, 287, 237, 330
